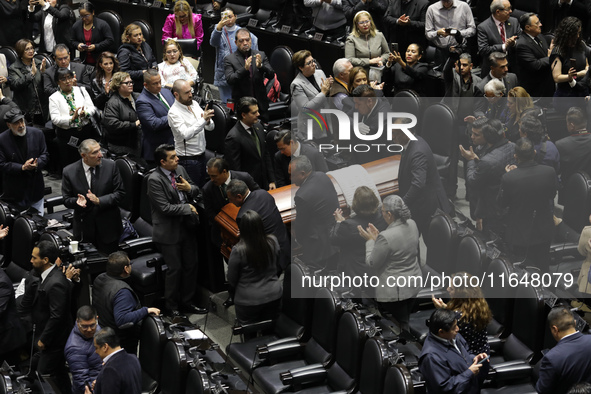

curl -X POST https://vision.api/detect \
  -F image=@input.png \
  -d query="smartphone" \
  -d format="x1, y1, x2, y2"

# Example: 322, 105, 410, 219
207, 100, 215, 110
85, 381, 94, 393
221, 10, 230, 19
80, 44, 88, 50
480, 354, 491, 364
570, 58, 577, 67
390, 42, 399, 53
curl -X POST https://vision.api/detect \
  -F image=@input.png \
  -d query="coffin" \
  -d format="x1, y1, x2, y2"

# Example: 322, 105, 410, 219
215, 155, 401, 259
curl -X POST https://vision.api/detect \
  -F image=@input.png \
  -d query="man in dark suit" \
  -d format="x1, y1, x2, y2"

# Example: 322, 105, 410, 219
27, 0, 72, 54
274, 130, 328, 188
43, 44, 93, 97
226, 179, 290, 272
498, 138, 557, 272
224, 96, 276, 190
224, 28, 274, 121
343, 0, 388, 32
384, 0, 428, 55
90, 327, 141, 394
477, 0, 521, 78
61, 139, 125, 253
0, 108, 48, 213
147, 144, 206, 316
515, 13, 555, 98
536, 306, 591, 394
21, 241, 72, 393
551, 0, 589, 40
474, 52, 518, 116
136, 69, 175, 165
556, 107, 591, 197
290, 156, 339, 268
392, 127, 451, 241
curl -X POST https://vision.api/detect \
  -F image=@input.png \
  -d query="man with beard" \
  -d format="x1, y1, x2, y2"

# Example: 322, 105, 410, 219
168, 79, 215, 187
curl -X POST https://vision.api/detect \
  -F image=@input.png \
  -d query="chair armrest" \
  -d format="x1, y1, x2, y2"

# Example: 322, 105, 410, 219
491, 361, 533, 383
488, 336, 503, 352
119, 237, 155, 257
280, 364, 326, 386
232, 319, 274, 335
45, 195, 64, 214
267, 336, 299, 347
549, 242, 580, 258
257, 341, 303, 360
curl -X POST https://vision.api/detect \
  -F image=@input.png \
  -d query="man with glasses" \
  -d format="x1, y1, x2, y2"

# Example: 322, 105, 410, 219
92, 251, 160, 354
65, 306, 103, 394
43, 43, 93, 96
224, 28, 274, 122
515, 13, 555, 98
477, 0, 521, 78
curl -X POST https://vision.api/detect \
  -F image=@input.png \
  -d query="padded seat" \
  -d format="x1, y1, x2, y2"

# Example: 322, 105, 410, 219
129, 252, 168, 295
160, 340, 189, 394
96, 10, 122, 52
184, 368, 211, 394
255, 360, 308, 394
455, 233, 488, 276
383, 364, 414, 394
393, 90, 424, 125
133, 20, 153, 46
355, 337, 391, 394
409, 309, 434, 344
425, 211, 459, 274
139, 316, 167, 394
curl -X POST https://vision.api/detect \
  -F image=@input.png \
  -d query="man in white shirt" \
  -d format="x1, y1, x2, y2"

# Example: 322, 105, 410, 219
167, 79, 214, 187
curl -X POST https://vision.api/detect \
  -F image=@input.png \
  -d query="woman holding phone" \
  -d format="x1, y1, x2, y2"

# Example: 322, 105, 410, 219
70, 2, 114, 65
27, 0, 72, 54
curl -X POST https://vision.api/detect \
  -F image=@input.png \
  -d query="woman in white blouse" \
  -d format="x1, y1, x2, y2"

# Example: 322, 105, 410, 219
49, 67, 97, 167
158, 39, 197, 89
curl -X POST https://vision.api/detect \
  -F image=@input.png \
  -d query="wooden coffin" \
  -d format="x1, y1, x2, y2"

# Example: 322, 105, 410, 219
215, 155, 401, 259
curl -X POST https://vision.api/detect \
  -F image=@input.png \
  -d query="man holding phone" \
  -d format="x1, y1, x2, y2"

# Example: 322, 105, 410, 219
167, 78, 214, 187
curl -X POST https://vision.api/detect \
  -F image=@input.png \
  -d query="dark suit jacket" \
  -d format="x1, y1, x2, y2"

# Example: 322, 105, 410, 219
477, 16, 521, 78
117, 42, 158, 93
94, 350, 141, 394
224, 49, 274, 114
274, 143, 328, 187
29, 4, 72, 54
136, 88, 175, 161
70, 17, 115, 59
473, 72, 518, 116
43, 62, 93, 98
536, 332, 591, 394
203, 170, 259, 247
0, 127, 48, 207
343, 0, 388, 31
147, 165, 199, 245
384, 0, 428, 53
62, 158, 125, 245
225, 122, 275, 190
398, 136, 451, 237
0, 268, 26, 354
556, 133, 591, 188
498, 161, 557, 246
515, 32, 554, 98
552, 0, 589, 39
294, 172, 339, 266
20, 266, 72, 350
237, 189, 291, 270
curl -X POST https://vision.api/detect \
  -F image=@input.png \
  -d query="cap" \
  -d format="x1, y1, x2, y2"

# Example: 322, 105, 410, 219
3, 108, 25, 124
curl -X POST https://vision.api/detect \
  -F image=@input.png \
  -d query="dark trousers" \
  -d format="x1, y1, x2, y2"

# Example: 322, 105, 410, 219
157, 235, 198, 311
512, 241, 551, 273
235, 298, 281, 325
379, 298, 415, 333
33, 347, 72, 394
179, 155, 207, 188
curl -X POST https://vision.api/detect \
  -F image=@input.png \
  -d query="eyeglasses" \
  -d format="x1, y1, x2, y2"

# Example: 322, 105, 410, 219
305, 59, 316, 67
80, 13, 92, 19
121, 81, 133, 85
78, 322, 97, 330
357, 20, 371, 25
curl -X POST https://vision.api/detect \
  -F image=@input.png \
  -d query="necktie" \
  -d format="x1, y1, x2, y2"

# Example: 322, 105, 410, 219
220, 183, 228, 200
499, 22, 506, 43
534, 37, 543, 47
247, 127, 261, 157
170, 171, 177, 190
90, 167, 97, 192
158, 93, 170, 110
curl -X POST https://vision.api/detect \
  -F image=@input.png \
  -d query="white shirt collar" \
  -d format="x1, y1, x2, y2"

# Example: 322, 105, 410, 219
240, 121, 255, 133
41, 264, 56, 283
292, 142, 302, 157
103, 348, 124, 364
224, 171, 233, 186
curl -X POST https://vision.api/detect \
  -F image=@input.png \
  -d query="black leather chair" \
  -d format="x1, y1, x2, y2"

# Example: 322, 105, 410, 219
225, 0, 254, 25
420, 103, 457, 197
425, 210, 460, 274
226, 262, 313, 373
193, 0, 213, 14
132, 20, 154, 48
393, 90, 424, 129
382, 364, 414, 394
205, 101, 235, 155
267, 45, 294, 121
279, 310, 367, 393
562, 171, 591, 234
176, 38, 200, 59
11, 215, 44, 271
484, 257, 517, 339
184, 367, 211, 394
251, 0, 286, 29
0, 201, 18, 266
115, 157, 146, 221
160, 339, 189, 394
96, 10, 123, 52
252, 287, 342, 394
34, 52, 54, 68
455, 232, 489, 277
139, 316, 167, 394
0, 47, 17, 67
356, 337, 391, 394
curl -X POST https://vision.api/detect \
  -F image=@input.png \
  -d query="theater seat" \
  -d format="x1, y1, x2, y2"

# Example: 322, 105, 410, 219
455, 232, 488, 277
132, 20, 153, 46
184, 367, 211, 394
206, 101, 235, 155
355, 337, 391, 394
116, 157, 146, 221
562, 171, 591, 234
425, 210, 459, 274
160, 340, 189, 394
267, 45, 294, 121
393, 90, 424, 129
382, 364, 414, 394
139, 316, 167, 394
96, 10, 122, 52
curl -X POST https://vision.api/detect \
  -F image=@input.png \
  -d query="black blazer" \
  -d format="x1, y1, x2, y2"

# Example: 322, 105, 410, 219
515, 32, 555, 98
30, 4, 72, 54
384, 0, 428, 53
274, 143, 328, 187
70, 17, 115, 61
117, 42, 157, 93
477, 16, 521, 78
94, 350, 141, 394
237, 189, 291, 270
20, 267, 72, 350
0, 269, 26, 354
224, 122, 275, 190
0, 127, 49, 207
61, 158, 125, 245
498, 161, 557, 246
0, 0, 27, 47
398, 136, 451, 237
43, 62, 93, 97
224, 49, 274, 115
8, 58, 48, 120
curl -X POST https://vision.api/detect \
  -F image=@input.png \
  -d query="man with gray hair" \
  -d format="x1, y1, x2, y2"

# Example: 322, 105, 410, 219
477, 0, 521, 78
330, 58, 352, 110
62, 139, 125, 253
289, 156, 339, 267
474, 52, 517, 117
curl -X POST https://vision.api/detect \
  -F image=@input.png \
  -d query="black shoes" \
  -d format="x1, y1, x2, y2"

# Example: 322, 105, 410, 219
181, 304, 208, 315
223, 296, 234, 308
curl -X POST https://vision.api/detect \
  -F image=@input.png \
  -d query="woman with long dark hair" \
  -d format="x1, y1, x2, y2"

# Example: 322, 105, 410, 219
91, 51, 119, 110
227, 210, 282, 324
